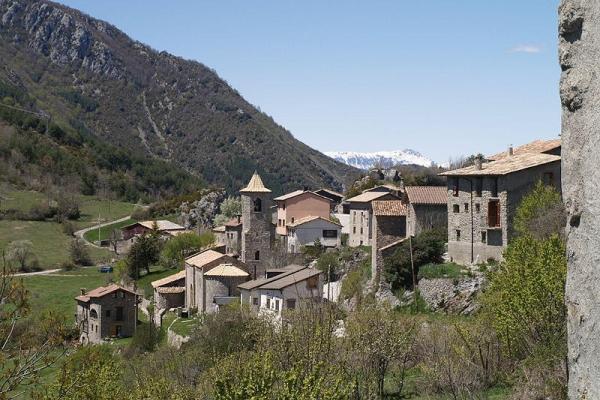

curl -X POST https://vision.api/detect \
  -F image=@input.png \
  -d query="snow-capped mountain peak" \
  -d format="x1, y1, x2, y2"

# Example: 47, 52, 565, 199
325, 149, 433, 170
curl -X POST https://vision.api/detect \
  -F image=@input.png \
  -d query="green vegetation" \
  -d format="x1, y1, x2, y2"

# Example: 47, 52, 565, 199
136, 266, 181, 298
160, 231, 214, 269
213, 196, 241, 226
417, 262, 466, 280
83, 218, 136, 243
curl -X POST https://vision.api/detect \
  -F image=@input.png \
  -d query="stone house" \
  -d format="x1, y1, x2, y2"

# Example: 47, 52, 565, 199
185, 249, 249, 313
238, 265, 323, 318
212, 216, 242, 256
240, 172, 275, 280
75, 284, 138, 344
371, 200, 408, 283
440, 151, 561, 265
487, 139, 561, 161
274, 190, 332, 236
121, 220, 185, 241
286, 216, 342, 253
151, 270, 185, 310
346, 191, 399, 247
403, 186, 448, 236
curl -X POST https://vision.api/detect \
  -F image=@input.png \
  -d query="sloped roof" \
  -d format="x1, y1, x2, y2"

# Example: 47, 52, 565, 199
151, 270, 186, 288
240, 172, 271, 193
372, 200, 408, 216
439, 153, 560, 177
274, 190, 331, 202
259, 268, 322, 290
380, 237, 409, 251
238, 265, 306, 290
363, 184, 402, 193
314, 188, 344, 199
137, 220, 185, 231
156, 286, 185, 294
75, 284, 135, 302
212, 225, 226, 233
185, 249, 227, 269
346, 191, 396, 203
204, 263, 249, 277
287, 216, 342, 228
405, 186, 447, 205
224, 217, 242, 227
488, 139, 561, 161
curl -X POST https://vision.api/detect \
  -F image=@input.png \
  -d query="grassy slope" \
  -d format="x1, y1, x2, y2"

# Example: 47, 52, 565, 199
83, 218, 136, 242
1, 187, 135, 269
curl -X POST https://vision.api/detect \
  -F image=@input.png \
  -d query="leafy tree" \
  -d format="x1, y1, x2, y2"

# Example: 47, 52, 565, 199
213, 196, 241, 227
316, 251, 340, 282
6, 240, 36, 272
126, 234, 162, 279
70, 239, 92, 266
160, 232, 214, 269
513, 181, 565, 240
384, 229, 446, 290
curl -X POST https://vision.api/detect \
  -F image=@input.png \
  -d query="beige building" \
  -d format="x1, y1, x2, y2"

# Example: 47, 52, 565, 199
286, 216, 342, 253
274, 190, 331, 236
440, 149, 561, 265
185, 249, 249, 313
75, 284, 138, 344
346, 191, 399, 247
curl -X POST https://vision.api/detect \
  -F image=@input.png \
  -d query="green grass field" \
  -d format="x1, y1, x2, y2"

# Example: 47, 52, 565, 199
83, 218, 136, 242
418, 262, 468, 280
136, 266, 182, 298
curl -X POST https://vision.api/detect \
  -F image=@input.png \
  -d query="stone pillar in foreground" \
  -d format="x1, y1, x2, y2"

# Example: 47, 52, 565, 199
560, 1, 600, 397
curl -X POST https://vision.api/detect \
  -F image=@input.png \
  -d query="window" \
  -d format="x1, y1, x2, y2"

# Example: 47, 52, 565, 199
464, 203, 469, 212
286, 299, 296, 309
360, 227, 363, 235
254, 251, 260, 260
278, 219, 282, 227
488, 200, 500, 227
90, 309, 98, 319
360, 240, 363, 246
266, 297, 271, 309
453, 204, 460, 213
491, 177, 499, 197
253, 198, 262, 212
475, 177, 483, 197
475, 203, 481, 213
353, 227, 356, 234
543, 172, 554, 186
252, 297, 259, 306
452, 177, 459, 197
105, 310, 111, 318
116, 307, 123, 322
282, 204, 286, 210
275, 300, 280, 311
291, 217, 295, 223
481, 231, 487, 243
323, 230, 337, 238
353, 213, 356, 223
456, 230, 461, 241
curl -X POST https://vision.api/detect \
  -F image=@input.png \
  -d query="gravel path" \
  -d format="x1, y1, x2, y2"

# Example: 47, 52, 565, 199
73, 215, 132, 248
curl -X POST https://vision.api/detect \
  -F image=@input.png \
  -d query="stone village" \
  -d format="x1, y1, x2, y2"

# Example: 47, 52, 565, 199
75, 138, 562, 344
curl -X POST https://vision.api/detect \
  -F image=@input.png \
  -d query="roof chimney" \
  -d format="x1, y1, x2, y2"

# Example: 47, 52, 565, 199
508, 145, 514, 156
474, 156, 483, 170
80, 288, 86, 295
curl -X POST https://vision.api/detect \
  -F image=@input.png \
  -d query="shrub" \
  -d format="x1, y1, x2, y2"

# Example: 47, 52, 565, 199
128, 321, 162, 354
70, 239, 92, 266
316, 251, 340, 282
62, 221, 75, 236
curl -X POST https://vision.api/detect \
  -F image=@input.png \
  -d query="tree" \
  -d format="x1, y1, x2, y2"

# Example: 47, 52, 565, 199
384, 229, 446, 290
126, 234, 161, 279
6, 240, 36, 272
70, 239, 92, 266
316, 251, 340, 282
513, 181, 565, 240
108, 229, 121, 254
213, 196, 241, 227
160, 232, 214, 269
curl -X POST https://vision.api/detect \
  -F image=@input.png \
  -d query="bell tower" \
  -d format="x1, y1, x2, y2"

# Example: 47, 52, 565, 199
240, 171, 273, 279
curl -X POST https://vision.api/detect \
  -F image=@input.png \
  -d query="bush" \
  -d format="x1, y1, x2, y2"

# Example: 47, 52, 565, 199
128, 321, 161, 354
131, 205, 150, 221
27, 203, 54, 221
62, 221, 76, 236
70, 239, 92, 266
55, 196, 80, 222
61, 261, 77, 271
418, 262, 464, 280
316, 251, 340, 282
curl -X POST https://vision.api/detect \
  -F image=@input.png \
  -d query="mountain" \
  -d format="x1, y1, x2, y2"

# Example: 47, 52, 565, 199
0, 0, 358, 196
325, 149, 434, 170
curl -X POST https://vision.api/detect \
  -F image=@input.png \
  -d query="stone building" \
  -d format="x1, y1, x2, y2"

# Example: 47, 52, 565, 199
404, 186, 448, 236
274, 190, 331, 236
75, 284, 138, 344
371, 200, 408, 283
185, 249, 249, 313
286, 216, 342, 253
151, 270, 185, 310
238, 265, 322, 318
240, 172, 275, 279
440, 151, 561, 265
346, 191, 399, 247
212, 216, 243, 256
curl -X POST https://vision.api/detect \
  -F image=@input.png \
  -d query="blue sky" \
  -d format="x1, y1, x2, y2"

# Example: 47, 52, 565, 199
57, 0, 561, 163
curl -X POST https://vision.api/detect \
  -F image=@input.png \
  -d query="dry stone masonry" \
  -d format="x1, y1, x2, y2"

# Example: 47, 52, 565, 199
559, 1, 600, 398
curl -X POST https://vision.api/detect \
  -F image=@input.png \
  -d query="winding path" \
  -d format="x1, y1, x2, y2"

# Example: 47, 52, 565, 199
74, 215, 132, 248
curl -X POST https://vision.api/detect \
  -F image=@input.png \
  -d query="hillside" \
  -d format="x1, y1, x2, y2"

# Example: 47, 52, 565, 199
0, 0, 358, 196
326, 149, 433, 170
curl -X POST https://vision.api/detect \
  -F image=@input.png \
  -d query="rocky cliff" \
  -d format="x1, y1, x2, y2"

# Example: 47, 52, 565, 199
0, 0, 358, 194
559, 1, 600, 397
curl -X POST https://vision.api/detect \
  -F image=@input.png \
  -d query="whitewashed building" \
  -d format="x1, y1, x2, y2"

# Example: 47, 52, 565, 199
286, 216, 342, 253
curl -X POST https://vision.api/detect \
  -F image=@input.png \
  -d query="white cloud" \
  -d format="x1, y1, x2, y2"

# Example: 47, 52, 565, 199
510, 44, 542, 54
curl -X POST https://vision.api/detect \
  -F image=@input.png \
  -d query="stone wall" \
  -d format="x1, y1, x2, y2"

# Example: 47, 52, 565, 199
559, 1, 600, 397
409, 204, 447, 236
241, 192, 273, 279
371, 215, 406, 283
418, 275, 484, 315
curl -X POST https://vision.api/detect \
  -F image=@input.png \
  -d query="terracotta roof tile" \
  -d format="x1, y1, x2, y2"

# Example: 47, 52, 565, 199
240, 172, 271, 193
440, 153, 560, 177
488, 139, 561, 160
185, 249, 226, 269
346, 191, 397, 203
372, 200, 408, 216
405, 186, 447, 205
75, 284, 136, 302
287, 216, 342, 228
151, 270, 186, 288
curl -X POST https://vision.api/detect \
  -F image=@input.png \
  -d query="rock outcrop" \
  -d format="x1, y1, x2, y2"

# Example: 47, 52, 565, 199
418, 275, 484, 315
559, 1, 600, 397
